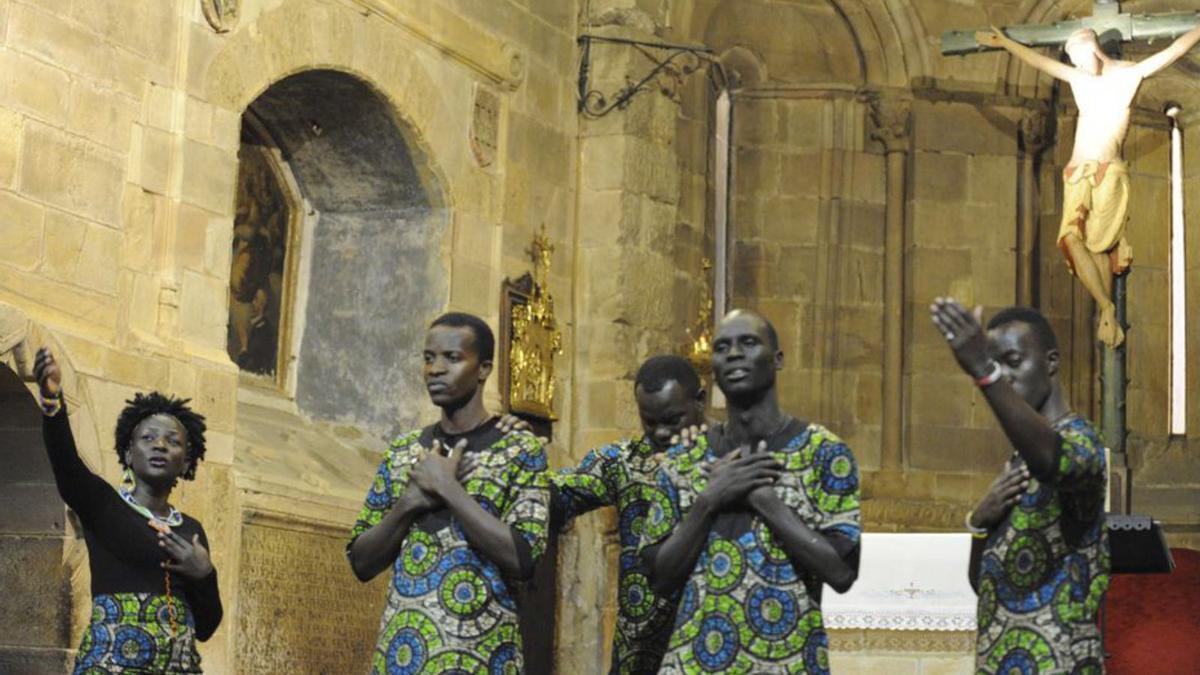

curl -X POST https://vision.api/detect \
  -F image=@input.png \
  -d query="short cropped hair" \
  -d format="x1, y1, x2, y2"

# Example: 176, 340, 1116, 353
635, 355, 702, 397
723, 309, 780, 351
114, 393, 208, 481
987, 306, 1059, 353
430, 312, 495, 362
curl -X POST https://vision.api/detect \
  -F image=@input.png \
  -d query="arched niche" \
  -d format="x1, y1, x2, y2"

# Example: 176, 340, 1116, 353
219, 69, 453, 674
233, 69, 451, 439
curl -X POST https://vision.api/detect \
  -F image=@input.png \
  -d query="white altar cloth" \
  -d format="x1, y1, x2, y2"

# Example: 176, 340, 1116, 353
823, 533, 977, 631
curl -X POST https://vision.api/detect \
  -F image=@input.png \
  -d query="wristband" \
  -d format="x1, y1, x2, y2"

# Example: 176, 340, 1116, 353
975, 361, 1003, 388
40, 393, 62, 417
965, 510, 989, 537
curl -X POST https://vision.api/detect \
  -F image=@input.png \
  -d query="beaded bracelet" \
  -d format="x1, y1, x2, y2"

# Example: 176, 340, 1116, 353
39, 391, 62, 417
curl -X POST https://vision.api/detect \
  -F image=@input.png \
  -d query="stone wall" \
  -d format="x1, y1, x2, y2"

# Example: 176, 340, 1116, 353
559, 2, 711, 666
0, 0, 587, 672
3, 0, 1200, 673
730, 93, 885, 465
903, 96, 1022, 479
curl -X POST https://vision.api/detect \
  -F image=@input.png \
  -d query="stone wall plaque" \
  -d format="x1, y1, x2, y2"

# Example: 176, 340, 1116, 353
235, 519, 386, 674
470, 85, 500, 168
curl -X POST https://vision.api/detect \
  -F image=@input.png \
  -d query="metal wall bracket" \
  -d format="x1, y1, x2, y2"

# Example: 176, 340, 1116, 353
577, 34, 713, 118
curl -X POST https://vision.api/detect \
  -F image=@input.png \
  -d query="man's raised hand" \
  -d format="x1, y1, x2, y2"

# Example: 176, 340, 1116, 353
930, 297, 992, 379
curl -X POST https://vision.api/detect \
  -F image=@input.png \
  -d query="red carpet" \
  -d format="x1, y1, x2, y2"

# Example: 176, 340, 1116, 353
1104, 548, 1200, 674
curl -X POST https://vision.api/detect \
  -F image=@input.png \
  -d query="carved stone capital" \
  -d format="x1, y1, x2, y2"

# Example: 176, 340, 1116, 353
870, 97, 912, 154
1019, 106, 1050, 155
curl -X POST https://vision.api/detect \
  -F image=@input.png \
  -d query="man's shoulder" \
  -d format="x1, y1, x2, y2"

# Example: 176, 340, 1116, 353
593, 436, 640, 456
1056, 414, 1102, 444
387, 428, 426, 452
491, 429, 549, 472
783, 421, 847, 451
493, 427, 543, 449
584, 437, 656, 466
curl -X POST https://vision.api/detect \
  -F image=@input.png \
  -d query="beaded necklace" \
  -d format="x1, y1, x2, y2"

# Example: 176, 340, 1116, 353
120, 489, 182, 635
118, 488, 184, 527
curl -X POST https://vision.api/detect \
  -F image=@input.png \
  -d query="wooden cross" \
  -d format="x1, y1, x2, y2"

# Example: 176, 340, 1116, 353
943, 0, 1199, 55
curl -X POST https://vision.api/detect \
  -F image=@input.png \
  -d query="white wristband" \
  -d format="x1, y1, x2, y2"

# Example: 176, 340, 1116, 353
975, 361, 1003, 388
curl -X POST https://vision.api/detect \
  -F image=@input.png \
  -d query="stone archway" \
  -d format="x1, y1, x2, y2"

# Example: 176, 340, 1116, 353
0, 364, 72, 673
238, 69, 450, 438
0, 304, 98, 673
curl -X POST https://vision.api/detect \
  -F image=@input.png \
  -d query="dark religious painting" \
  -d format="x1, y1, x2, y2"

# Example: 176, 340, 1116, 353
227, 126, 296, 384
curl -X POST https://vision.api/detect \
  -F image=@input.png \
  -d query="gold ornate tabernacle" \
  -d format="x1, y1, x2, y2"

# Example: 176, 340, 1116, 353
685, 258, 715, 376
502, 229, 563, 420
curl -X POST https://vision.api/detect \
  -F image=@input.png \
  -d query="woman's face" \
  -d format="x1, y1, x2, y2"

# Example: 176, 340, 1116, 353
126, 414, 190, 487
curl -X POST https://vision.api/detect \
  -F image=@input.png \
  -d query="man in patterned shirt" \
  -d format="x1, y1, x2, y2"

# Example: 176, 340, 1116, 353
553, 355, 708, 674
640, 309, 861, 674
346, 312, 550, 674
930, 300, 1109, 674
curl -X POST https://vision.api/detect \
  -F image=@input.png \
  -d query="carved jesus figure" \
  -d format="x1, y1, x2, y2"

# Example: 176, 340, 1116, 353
980, 25, 1200, 347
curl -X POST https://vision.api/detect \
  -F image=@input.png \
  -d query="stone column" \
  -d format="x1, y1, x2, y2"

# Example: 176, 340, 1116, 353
564, 5, 694, 671
871, 97, 911, 471
1018, 108, 1049, 306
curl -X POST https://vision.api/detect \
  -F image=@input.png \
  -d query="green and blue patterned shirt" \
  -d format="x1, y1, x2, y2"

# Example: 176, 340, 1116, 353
350, 419, 549, 674
640, 420, 861, 674
975, 415, 1110, 674
552, 437, 676, 674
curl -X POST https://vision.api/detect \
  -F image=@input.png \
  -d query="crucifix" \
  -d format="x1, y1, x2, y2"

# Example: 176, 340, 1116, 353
943, 1, 1199, 56
945, 1, 1200, 507
945, 1, 1200, 349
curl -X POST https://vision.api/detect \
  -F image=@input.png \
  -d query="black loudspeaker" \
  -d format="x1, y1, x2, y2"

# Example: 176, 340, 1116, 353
1106, 515, 1175, 574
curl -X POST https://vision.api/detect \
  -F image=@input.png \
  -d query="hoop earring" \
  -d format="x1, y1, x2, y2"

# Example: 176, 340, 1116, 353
122, 467, 135, 490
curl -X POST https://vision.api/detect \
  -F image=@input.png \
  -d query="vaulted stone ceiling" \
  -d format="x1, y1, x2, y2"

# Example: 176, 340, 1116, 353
660, 0, 1200, 105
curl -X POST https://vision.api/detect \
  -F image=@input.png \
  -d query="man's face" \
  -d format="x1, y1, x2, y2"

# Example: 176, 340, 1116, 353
635, 380, 706, 452
712, 312, 781, 399
423, 325, 491, 408
986, 322, 1055, 410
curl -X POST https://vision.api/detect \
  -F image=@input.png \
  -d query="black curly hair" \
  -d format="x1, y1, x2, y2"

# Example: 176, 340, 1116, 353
114, 392, 208, 481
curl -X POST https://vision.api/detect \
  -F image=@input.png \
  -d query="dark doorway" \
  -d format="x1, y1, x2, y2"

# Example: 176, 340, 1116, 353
0, 365, 73, 672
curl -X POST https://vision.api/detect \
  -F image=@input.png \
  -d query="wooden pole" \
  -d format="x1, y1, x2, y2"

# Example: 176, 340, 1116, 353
1101, 275, 1129, 513
1018, 109, 1049, 306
